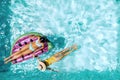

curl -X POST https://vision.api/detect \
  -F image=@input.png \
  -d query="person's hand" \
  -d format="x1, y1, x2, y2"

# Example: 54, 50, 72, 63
47, 67, 59, 72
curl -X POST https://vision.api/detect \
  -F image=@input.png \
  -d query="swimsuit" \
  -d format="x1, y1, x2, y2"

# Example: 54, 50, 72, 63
29, 39, 42, 51
36, 39, 42, 47
44, 56, 56, 66
29, 43, 35, 51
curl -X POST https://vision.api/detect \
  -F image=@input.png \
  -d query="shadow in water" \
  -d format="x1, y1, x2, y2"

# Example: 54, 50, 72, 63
0, 0, 11, 72
47, 35, 65, 48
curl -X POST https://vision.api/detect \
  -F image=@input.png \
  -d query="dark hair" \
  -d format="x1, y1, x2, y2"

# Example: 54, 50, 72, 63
40, 36, 50, 43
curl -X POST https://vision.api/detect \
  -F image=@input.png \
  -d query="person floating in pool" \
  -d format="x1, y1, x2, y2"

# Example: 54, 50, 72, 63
35, 44, 77, 72
4, 35, 49, 64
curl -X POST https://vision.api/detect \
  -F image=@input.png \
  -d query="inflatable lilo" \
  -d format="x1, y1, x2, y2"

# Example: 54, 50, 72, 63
4, 32, 53, 64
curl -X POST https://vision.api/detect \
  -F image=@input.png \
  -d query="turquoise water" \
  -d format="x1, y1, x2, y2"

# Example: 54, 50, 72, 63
0, 0, 120, 80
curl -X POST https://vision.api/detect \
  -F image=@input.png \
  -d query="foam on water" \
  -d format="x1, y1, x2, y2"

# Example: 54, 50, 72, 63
10, 0, 118, 72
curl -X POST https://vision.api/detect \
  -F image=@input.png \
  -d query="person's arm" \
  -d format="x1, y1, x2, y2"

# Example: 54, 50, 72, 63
35, 56, 41, 62
32, 54, 41, 62
47, 67, 59, 72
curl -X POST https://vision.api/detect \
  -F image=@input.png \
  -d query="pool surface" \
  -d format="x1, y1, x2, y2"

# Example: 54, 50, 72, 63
0, 0, 120, 80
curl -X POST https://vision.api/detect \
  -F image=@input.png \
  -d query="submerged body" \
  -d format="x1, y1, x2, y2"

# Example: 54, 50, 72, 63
37, 44, 77, 71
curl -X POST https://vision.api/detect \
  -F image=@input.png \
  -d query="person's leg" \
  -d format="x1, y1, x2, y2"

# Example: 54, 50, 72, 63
5, 48, 33, 63
5, 43, 44, 64
4, 36, 40, 61
4, 44, 30, 61
62, 44, 77, 56
4, 41, 39, 61
53, 48, 70, 59
54, 44, 77, 61
4, 42, 44, 63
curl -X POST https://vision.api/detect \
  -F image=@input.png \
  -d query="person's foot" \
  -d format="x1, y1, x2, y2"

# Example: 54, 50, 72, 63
71, 44, 77, 50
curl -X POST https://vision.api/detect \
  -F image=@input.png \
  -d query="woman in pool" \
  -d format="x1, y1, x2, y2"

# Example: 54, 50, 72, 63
36, 44, 77, 72
4, 35, 49, 64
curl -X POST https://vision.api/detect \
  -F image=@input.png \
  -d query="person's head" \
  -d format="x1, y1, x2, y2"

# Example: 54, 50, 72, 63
38, 61, 46, 71
38, 35, 54, 51
39, 36, 50, 43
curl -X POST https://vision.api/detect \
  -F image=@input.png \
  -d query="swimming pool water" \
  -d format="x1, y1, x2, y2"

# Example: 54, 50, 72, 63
0, 0, 120, 80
